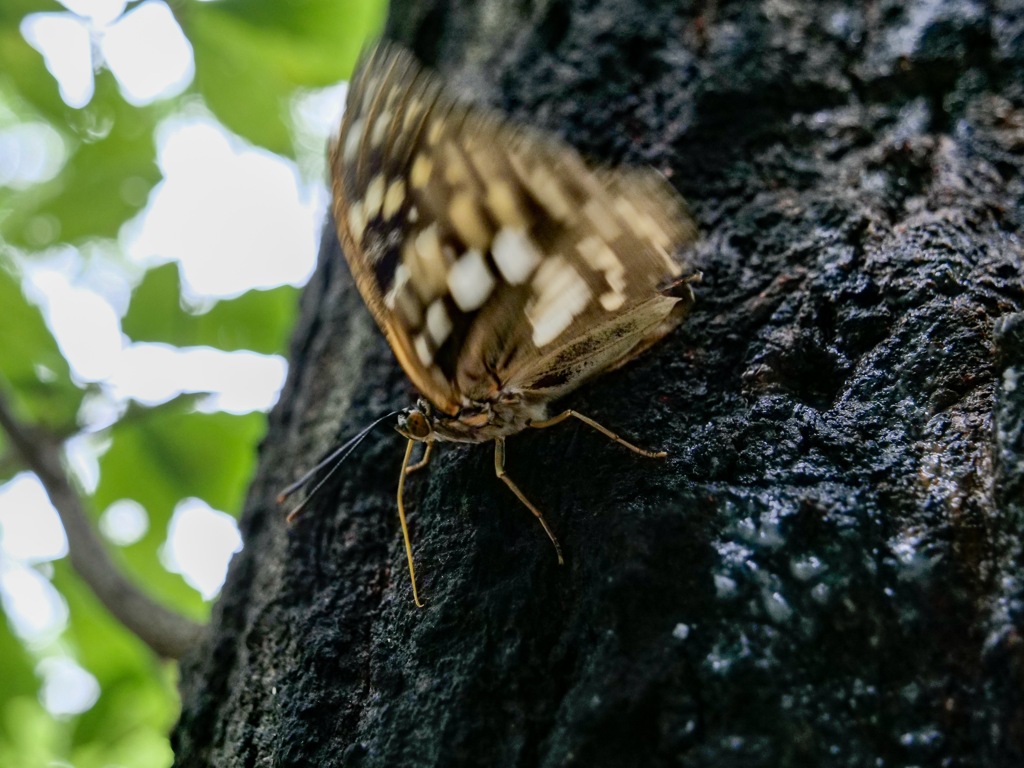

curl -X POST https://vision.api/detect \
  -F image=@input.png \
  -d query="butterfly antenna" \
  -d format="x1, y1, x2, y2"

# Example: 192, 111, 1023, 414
279, 410, 401, 522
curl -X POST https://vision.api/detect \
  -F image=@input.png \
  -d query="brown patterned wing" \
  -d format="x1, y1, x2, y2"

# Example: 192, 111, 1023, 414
330, 42, 696, 414
331, 43, 463, 414
451, 136, 698, 403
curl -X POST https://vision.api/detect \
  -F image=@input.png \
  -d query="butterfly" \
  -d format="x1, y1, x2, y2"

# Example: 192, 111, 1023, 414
282, 41, 698, 606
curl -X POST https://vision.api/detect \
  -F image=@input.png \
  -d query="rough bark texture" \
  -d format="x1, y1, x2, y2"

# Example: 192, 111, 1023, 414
174, 1, 1024, 766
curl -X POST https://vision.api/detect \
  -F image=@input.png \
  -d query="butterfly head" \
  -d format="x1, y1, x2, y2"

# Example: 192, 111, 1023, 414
395, 394, 548, 444
394, 398, 496, 442
396, 399, 436, 442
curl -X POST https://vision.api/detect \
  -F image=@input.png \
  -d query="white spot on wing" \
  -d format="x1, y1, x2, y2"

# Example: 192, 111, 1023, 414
403, 98, 423, 130
447, 248, 495, 312
492, 227, 541, 285
599, 291, 626, 311
363, 175, 385, 221
614, 196, 682, 275
414, 334, 433, 367
612, 197, 639, 222
443, 146, 470, 186
525, 164, 571, 220
409, 224, 448, 302
346, 201, 365, 242
343, 118, 364, 163
425, 299, 452, 345
577, 235, 626, 308
615, 196, 675, 255
384, 264, 408, 309
361, 75, 380, 112
411, 153, 432, 188
486, 181, 528, 227
427, 119, 444, 146
383, 179, 406, 219
634, 212, 670, 247
583, 198, 622, 241
527, 256, 592, 347
397, 289, 423, 328
370, 110, 392, 148
449, 192, 491, 250
385, 265, 423, 328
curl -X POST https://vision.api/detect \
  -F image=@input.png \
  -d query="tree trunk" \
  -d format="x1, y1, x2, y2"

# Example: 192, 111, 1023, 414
174, 1, 1024, 766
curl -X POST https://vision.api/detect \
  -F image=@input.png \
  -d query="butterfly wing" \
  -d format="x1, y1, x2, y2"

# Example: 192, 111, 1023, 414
331, 43, 464, 414
452, 139, 698, 403
331, 43, 696, 414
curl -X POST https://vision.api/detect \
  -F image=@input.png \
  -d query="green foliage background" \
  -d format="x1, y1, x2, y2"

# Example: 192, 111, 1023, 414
0, 1, 386, 765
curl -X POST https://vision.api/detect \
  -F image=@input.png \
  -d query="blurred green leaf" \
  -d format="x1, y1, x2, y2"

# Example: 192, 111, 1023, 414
0, 615, 37, 708
200, 0, 387, 80
1, 73, 161, 247
0, 696, 61, 768
83, 399, 262, 615
0, 0, 68, 124
72, 721, 174, 768
122, 262, 299, 354
53, 563, 176, 767
94, 399, 265, 519
72, 667, 177, 758
187, 8, 291, 154
0, 434, 12, 480
53, 560, 170, 694
0, 263, 82, 431
186, 0, 386, 153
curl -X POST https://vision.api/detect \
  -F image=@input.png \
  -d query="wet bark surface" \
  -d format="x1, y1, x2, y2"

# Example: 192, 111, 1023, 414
174, 1, 1024, 766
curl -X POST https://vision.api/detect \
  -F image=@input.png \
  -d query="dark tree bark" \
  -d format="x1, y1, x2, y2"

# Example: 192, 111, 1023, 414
174, 1, 1024, 766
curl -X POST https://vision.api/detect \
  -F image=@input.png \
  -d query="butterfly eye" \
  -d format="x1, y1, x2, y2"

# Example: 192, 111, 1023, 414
398, 409, 433, 439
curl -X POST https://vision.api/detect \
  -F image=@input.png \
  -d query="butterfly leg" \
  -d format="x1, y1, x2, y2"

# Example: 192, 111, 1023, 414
530, 410, 667, 459
396, 438, 425, 607
493, 437, 565, 565
404, 440, 433, 474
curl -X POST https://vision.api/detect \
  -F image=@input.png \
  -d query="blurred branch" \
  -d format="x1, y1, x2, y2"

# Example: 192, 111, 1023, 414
0, 386, 205, 660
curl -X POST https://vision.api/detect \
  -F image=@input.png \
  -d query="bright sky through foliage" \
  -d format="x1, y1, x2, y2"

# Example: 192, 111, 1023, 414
163, 499, 244, 600
128, 116, 321, 297
101, 1, 194, 106
20, 12, 95, 108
